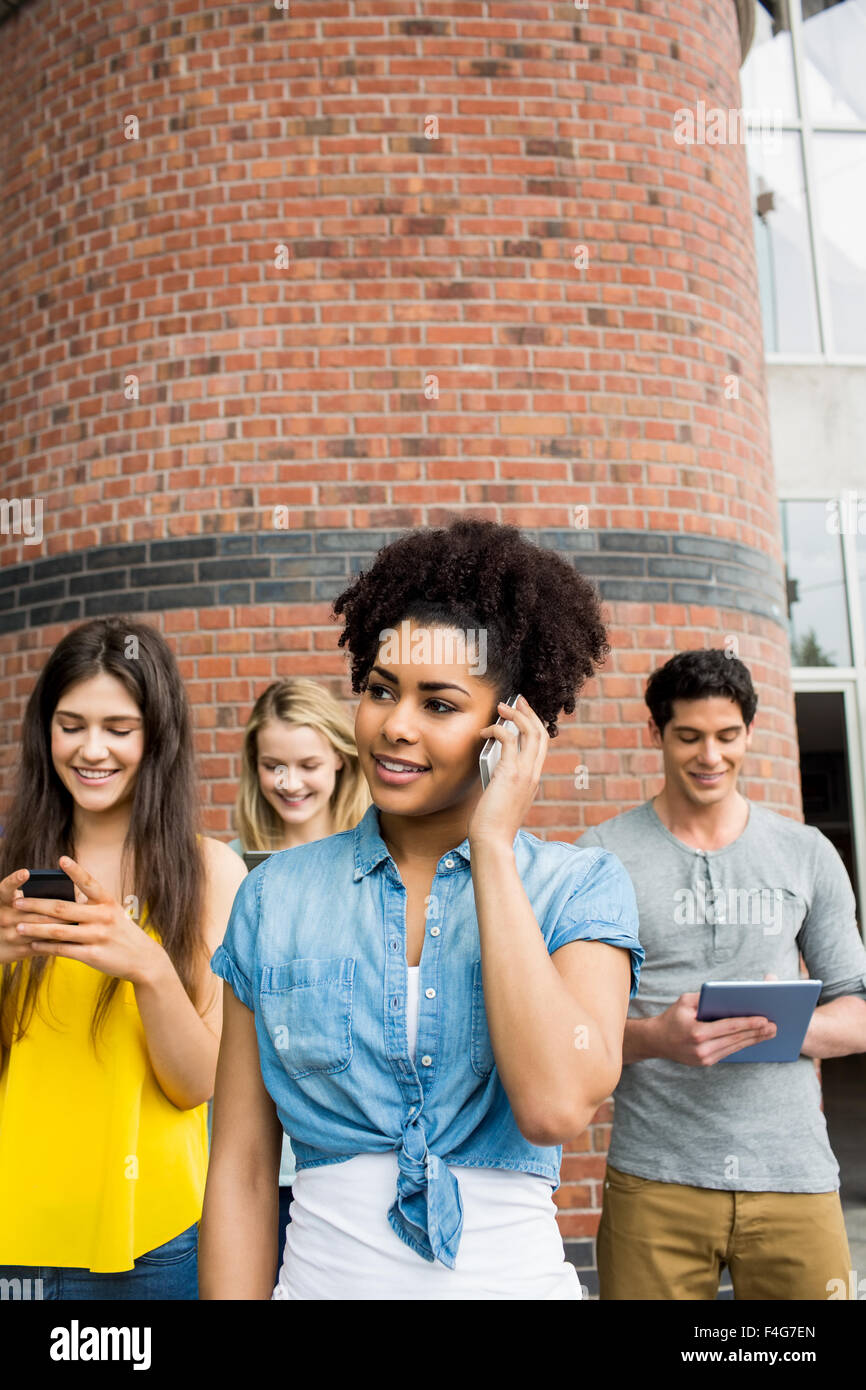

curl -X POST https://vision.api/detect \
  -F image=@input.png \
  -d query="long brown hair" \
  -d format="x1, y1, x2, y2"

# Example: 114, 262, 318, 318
234, 678, 371, 851
0, 617, 206, 1069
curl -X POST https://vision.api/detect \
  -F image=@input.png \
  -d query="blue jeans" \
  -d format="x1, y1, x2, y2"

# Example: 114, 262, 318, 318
0, 1222, 199, 1300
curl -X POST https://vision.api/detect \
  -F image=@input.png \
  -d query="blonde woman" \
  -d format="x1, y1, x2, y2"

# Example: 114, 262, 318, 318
227, 679, 371, 1268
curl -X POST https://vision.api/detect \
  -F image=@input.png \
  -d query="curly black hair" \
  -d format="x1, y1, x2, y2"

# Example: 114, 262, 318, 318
645, 649, 758, 734
330, 518, 610, 738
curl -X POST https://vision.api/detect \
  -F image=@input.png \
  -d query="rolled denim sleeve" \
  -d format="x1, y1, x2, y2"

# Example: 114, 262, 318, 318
548, 848, 644, 998
210, 869, 259, 1010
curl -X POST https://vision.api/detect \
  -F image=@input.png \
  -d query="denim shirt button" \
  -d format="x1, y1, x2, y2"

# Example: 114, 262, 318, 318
425, 987, 436, 998
430, 926, 440, 936
408, 1106, 415, 1115
421, 1055, 432, 1067
444, 858, 455, 868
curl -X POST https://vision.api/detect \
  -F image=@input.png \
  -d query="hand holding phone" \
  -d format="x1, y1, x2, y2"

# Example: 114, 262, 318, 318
469, 694, 549, 848
8, 857, 162, 985
479, 693, 522, 788
0, 867, 79, 964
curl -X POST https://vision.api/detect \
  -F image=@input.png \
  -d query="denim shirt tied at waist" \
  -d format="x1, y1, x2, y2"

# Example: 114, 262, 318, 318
210, 803, 643, 1268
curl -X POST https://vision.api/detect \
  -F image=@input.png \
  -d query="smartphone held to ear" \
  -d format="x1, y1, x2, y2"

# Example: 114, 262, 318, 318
479, 694, 522, 789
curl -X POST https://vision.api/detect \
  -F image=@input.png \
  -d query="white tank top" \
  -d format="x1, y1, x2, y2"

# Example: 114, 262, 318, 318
272, 967, 581, 1300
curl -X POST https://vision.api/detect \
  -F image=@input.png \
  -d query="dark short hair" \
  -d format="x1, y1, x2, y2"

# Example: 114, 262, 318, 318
645, 649, 758, 734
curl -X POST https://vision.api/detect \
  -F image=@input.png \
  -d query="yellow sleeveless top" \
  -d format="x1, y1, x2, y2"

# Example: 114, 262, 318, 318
0, 910, 209, 1272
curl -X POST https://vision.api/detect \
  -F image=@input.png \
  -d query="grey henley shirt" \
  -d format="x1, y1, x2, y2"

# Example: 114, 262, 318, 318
578, 799, 866, 1192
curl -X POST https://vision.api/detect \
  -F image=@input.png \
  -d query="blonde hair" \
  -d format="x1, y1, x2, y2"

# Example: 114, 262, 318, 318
234, 678, 371, 851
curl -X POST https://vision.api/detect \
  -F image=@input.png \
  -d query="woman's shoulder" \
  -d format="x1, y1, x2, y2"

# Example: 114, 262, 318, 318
263, 825, 356, 875
199, 834, 249, 886
516, 828, 638, 917
516, 826, 612, 876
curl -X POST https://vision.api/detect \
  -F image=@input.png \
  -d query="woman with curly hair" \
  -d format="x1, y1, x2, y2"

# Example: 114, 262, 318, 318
200, 518, 643, 1300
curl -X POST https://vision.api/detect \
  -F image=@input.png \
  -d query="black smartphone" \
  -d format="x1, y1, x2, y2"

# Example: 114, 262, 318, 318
18, 869, 77, 902
243, 851, 273, 873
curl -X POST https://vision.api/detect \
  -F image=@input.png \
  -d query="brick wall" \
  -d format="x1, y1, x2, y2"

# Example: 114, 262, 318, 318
0, 0, 800, 1275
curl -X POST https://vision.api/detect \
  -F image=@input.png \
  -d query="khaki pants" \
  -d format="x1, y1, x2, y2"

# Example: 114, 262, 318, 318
597, 1163, 852, 1300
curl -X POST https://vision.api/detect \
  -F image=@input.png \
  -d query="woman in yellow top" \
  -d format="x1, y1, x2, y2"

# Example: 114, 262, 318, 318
0, 616, 246, 1298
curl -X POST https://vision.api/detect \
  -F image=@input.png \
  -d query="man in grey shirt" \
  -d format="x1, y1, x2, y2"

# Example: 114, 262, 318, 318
579, 649, 866, 1299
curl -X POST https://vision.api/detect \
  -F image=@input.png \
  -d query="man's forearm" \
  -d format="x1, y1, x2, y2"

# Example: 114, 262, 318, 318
801, 996, 866, 1059
622, 1015, 663, 1064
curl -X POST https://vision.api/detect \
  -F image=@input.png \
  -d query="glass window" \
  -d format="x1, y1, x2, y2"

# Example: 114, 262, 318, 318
811, 132, 866, 353
740, 0, 799, 119
857, 527, 866, 651
747, 133, 821, 353
781, 499, 852, 665
801, 0, 866, 123
795, 690, 860, 907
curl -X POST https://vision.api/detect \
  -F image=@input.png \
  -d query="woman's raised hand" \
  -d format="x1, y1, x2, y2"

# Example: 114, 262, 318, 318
468, 695, 549, 848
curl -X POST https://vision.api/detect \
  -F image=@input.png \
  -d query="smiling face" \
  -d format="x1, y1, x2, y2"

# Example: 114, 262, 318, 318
50, 672, 144, 812
256, 720, 344, 828
650, 695, 754, 807
354, 622, 504, 818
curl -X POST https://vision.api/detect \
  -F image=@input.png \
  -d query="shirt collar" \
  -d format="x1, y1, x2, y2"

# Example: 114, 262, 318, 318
353, 802, 475, 880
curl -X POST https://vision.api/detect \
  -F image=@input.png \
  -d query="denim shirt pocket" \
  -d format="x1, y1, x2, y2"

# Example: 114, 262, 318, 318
470, 959, 495, 1078
260, 957, 355, 1079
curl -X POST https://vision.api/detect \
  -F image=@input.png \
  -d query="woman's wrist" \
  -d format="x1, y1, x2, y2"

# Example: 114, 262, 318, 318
130, 937, 172, 991
468, 834, 515, 860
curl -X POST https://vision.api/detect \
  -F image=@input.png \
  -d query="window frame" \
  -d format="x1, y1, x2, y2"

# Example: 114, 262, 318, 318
782, 488, 866, 932
744, 0, 866, 361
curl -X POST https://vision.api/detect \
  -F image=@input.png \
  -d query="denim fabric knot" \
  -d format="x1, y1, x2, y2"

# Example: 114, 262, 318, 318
387, 1118, 463, 1268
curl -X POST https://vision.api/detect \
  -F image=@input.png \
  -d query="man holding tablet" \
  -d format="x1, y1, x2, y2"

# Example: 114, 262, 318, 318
578, 649, 866, 1300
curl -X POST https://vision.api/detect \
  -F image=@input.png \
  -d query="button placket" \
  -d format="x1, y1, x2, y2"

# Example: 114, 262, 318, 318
383, 874, 422, 1120
705, 854, 738, 963
416, 862, 449, 1086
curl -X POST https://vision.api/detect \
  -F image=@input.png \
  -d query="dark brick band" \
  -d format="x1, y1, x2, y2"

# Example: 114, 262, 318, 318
0, 528, 786, 635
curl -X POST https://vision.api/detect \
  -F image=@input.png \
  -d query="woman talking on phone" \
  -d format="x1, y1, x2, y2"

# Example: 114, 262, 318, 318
0, 617, 246, 1298
200, 518, 643, 1300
